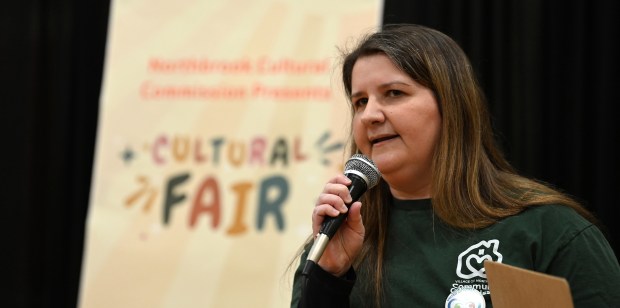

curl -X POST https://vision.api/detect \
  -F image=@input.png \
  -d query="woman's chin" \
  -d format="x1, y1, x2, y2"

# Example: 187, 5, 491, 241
372, 156, 399, 176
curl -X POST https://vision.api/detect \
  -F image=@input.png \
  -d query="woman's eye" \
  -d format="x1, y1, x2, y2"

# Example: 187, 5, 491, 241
386, 89, 403, 97
354, 97, 368, 108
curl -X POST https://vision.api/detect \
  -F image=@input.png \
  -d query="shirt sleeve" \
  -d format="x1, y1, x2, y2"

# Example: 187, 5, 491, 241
291, 254, 356, 308
547, 224, 620, 307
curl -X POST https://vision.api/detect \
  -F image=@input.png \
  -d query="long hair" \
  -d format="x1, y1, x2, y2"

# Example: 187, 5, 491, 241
340, 24, 597, 306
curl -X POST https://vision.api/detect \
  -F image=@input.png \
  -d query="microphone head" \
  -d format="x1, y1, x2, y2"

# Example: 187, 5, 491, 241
344, 154, 381, 189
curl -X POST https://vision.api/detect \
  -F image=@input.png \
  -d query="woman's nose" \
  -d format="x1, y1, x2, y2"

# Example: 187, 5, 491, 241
359, 98, 385, 125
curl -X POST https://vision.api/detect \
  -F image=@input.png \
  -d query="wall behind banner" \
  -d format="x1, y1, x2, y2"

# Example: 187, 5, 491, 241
78, 1, 382, 307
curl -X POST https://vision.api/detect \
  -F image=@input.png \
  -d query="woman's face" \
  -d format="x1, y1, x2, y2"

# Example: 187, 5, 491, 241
351, 53, 441, 199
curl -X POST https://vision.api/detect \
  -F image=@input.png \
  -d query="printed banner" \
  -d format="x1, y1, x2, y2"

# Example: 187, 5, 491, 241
79, 0, 381, 307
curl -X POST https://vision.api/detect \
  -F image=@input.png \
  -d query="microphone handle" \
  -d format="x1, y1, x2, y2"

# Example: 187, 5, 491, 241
306, 174, 368, 264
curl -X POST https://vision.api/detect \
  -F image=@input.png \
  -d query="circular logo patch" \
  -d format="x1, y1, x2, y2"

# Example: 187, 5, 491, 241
445, 287, 486, 308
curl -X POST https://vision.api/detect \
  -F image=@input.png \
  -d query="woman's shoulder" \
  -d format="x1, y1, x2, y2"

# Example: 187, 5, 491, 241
488, 204, 610, 269
492, 204, 595, 243
510, 204, 591, 227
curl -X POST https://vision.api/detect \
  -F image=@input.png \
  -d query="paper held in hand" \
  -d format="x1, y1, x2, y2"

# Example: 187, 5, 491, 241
484, 260, 574, 308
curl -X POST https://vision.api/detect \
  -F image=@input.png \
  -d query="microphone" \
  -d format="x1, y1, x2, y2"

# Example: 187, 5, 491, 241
304, 154, 381, 266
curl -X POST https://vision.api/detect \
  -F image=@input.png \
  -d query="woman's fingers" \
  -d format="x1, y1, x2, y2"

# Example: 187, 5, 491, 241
322, 178, 353, 202
315, 200, 365, 276
316, 192, 349, 213
311, 203, 339, 235
311, 175, 354, 235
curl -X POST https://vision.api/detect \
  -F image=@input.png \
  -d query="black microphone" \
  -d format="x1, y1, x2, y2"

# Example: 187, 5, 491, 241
304, 154, 381, 267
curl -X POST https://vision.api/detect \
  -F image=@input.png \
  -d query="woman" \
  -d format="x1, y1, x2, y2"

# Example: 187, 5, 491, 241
291, 24, 620, 307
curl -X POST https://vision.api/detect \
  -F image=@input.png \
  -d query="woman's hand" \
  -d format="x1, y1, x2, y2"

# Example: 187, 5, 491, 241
312, 174, 365, 277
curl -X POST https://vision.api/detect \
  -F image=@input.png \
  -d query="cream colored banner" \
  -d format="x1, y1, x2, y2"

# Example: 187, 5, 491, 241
79, 0, 381, 307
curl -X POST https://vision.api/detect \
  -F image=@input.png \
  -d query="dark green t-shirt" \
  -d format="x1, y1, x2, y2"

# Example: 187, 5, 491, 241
292, 199, 620, 307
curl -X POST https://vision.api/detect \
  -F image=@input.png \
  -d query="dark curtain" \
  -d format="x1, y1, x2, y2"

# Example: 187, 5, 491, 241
383, 0, 620, 258
1, 0, 110, 307
2, 0, 618, 307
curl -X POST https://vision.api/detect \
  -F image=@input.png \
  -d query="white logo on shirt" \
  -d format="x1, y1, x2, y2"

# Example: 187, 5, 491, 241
456, 239, 503, 279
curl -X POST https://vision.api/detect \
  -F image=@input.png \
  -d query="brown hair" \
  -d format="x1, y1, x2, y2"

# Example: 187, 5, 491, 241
340, 24, 597, 306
